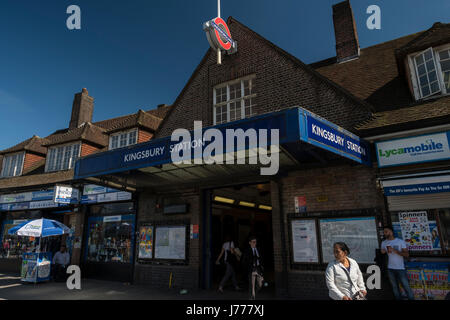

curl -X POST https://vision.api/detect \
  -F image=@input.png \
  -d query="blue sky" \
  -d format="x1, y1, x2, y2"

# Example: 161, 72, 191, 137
0, 0, 448, 150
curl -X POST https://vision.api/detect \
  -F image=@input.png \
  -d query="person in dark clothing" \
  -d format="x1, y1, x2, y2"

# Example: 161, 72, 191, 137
241, 236, 265, 300
215, 235, 241, 293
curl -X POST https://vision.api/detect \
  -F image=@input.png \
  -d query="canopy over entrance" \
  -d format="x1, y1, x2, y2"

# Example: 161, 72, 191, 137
74, 107, 371, 190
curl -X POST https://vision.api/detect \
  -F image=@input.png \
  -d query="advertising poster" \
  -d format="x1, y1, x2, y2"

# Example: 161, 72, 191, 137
155, 226, 186, 260
404, 262, 450, 300
320, 217, 379, 263
398, 212, 433, 251
291, 220, 318, 263
393, 221, 441, 250
138, 226, 153, 259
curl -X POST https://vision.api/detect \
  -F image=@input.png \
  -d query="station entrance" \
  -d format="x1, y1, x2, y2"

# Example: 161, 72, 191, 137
208, 182, 275, 293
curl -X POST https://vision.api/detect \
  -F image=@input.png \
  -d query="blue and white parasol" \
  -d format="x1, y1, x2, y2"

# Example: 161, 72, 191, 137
8, 218, 70, 238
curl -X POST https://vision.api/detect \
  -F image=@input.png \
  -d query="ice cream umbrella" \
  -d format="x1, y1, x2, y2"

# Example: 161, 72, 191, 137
8, 218, 70, 238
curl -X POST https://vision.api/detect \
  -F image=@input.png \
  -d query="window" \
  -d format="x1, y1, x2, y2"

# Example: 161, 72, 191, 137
85, 214, 135, 264
410, 45, 450, 99
1, 152, 24, 178
45, 143, 80, 172
213, 76, 257, 125
109, 129, 138, 150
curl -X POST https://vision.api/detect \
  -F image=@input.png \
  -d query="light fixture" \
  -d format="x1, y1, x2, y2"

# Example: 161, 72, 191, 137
239, 201, 256, 208
258, 205, 272, 211
214, 196, 235, 204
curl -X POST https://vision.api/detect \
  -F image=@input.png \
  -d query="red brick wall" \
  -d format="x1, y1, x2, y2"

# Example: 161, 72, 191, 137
156, 18, 371, 138
81, 143, 100, 157
138, 129, 153, 144
23, 152, 45, 172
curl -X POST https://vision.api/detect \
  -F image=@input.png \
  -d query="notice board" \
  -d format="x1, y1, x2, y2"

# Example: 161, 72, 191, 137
320, 217, 379, 264
291, 219, 319, 263
154, 226, 186, 260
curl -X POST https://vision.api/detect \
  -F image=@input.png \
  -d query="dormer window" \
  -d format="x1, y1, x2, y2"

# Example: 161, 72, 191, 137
410, 45, 450, 100
1, 152, 24, 178
109, 129, 137, 150
45, 143, 80, 172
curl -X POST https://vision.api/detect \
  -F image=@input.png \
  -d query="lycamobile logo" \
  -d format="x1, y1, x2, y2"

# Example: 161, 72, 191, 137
379, 139, 443, 158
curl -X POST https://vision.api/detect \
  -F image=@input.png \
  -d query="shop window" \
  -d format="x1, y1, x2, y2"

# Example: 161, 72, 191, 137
109, 129, 138, 150
85, 214, 135, 264
1, 152, 24, 178
390, 210, 449, 255
409, 45, 450, 100
213, 76, 257, 125
45, 143, 80, 172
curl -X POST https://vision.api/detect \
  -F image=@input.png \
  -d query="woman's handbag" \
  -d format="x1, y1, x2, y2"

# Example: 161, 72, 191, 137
340, 265, 368, 300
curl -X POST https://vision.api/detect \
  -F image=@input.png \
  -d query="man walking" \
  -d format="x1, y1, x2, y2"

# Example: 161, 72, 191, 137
381, 227, 415, 300
242, 236, 264, 300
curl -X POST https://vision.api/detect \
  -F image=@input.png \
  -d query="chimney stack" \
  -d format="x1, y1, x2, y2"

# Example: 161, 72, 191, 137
332, 0, 360, 63
69, 88, 94, 129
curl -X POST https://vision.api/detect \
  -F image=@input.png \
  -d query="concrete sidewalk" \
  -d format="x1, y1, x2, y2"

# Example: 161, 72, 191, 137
0, 273, 281, 300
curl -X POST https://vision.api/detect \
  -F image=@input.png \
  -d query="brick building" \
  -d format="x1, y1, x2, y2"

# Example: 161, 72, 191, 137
0, 88, 170, 278
1, 0, 448, 299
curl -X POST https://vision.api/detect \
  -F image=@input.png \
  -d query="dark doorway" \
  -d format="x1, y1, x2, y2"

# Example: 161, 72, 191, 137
207, 183, 274, 294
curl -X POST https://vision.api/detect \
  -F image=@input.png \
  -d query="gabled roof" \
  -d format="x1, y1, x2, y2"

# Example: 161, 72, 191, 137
0, 135, 49, 155
43, 122, 108, 147
313, 31, 424, 111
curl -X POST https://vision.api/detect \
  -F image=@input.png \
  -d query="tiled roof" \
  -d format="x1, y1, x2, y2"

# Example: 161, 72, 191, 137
94, 109, 167, 133
0, 135, 48, 155
396, 23, 450, 59
356, 95, 450, 131
313, 32, 423, 111
43, 122, 108, 147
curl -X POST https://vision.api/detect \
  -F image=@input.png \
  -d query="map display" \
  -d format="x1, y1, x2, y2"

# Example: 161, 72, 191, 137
320, 217, 379, 263
291, 219, 318, 263
155, 226, 186, 260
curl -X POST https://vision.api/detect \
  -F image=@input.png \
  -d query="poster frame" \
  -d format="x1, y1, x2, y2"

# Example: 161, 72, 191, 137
137, 225, 154, 261
153, 224, 189, 264
288, 217, 321, 265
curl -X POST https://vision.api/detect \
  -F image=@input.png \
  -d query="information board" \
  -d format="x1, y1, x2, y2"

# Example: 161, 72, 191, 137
320, 217, 379, 264
291, 219, 318, 263
154, 226, 186, 260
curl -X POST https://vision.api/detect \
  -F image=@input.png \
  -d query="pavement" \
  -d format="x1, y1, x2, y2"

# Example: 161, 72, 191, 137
0, 273, 280, 300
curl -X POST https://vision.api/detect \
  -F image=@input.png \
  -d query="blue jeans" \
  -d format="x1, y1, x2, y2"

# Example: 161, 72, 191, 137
387, 269, 415, 300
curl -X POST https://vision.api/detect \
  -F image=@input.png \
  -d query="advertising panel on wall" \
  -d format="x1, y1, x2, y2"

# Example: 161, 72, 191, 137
404, 262, 450, 300
376, 131, 450, 168
291, 219, 319, 263
398, 212, 433, 251
138, 226, 154, 259
80, 184, 132, 204
319, 217, 379, 264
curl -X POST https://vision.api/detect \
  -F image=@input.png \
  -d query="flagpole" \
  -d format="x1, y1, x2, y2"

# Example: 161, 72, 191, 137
217, 0, 222, 65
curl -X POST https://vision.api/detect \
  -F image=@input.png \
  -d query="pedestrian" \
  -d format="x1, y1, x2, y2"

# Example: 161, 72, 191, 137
215, 235, 241, 293
52, 245, 70, 282
325, 242, 367, 300
381, 226, 415, 300
241, 236, 265, 300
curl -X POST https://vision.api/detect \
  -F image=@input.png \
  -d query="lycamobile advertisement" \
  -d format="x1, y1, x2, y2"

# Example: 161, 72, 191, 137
376, 131, 450, 167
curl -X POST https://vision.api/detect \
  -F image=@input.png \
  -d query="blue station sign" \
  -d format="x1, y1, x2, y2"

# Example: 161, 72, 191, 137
74, 107, 371, 179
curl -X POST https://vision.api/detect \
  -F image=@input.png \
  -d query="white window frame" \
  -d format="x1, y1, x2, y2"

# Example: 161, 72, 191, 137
1, 152, 25, 178
409, 44, 450, 100
109, 128, 138, 150
45, 142, 81, 173
213, 75, 257, 125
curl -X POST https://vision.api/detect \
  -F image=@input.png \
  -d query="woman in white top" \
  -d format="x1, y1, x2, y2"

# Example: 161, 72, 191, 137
215, 235, 241, 293
325, 242, 367, 300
